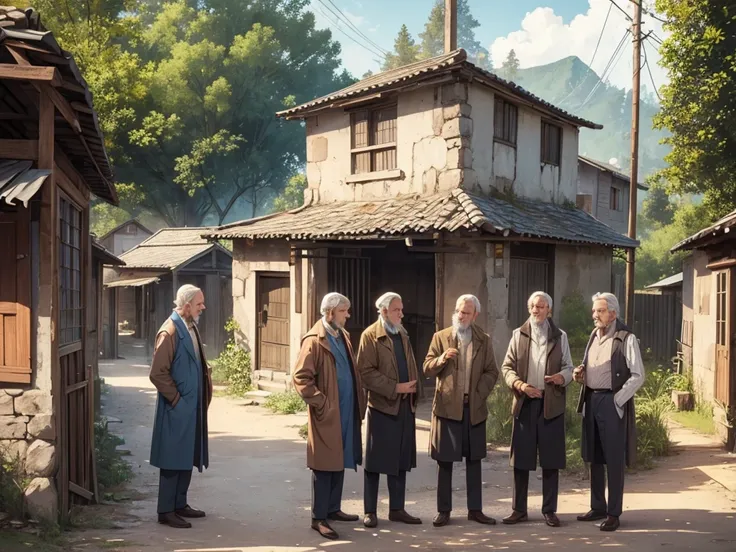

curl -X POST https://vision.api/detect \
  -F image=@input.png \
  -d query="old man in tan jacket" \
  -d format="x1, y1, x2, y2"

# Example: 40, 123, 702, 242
423, 294, 499, 528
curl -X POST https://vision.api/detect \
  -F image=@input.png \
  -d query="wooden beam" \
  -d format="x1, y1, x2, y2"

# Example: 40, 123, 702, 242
43, 84, 81, 133
55, 163, 88, 207
0, 63, 62, 86
0, 139, 38, 160
69, 481, 94, 501
71, 101, 93, 115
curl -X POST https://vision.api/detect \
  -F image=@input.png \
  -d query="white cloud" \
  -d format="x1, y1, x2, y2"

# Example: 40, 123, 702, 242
490, 0, 669, 93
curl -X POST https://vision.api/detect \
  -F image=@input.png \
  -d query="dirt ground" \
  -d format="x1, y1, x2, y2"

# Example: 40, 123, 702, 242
70, 341, 736, 552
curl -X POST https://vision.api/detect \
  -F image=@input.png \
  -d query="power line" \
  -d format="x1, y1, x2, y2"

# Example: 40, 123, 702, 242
609, 0, 632, 21
628, 0, 671, 25
315, 5, 386, 61
642, 39, 663, 101
579, 29, 630, 108
323, 0, 389, 56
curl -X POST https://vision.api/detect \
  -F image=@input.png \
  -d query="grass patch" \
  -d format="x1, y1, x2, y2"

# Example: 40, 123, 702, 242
0, 446, 31, 520
298, 423, 308, 440
0, 531, 67, 552
95, 418, 133, 491
671, 410, 716, 435
264, 391, 307, 415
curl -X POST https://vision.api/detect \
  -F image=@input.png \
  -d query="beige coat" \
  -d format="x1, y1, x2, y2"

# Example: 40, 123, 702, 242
357, 319, 419, 415
293, 321, 368, 472
423, 324, 499, 426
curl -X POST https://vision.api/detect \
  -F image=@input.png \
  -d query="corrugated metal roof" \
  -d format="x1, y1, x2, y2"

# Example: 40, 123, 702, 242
206, 189, 637, 248
118, 226, 232, 269
277, 49, 602, 130
645, 272, 683, 289
0, 159, 50, 207
105, 275, 164, 288
671, 210, 736, 252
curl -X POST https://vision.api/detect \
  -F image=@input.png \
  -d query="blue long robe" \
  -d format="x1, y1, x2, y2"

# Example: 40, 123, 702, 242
327, 332, 357, 470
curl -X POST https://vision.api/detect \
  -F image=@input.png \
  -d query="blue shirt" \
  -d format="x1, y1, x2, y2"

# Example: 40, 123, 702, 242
327, 332, 357, 470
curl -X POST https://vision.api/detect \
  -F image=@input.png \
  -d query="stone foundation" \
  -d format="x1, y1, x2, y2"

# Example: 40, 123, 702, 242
0, 389, 58, 520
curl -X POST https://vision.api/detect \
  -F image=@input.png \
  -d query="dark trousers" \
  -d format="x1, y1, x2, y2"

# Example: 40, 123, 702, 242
157, 469, 192, 514
437, 459, 482, 512
312, 469, 345, 520
589, 392, 626, 517
512, 468, 559, 514
364, 470, 407, 513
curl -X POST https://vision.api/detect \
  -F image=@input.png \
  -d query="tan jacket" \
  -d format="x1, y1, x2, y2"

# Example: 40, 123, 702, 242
149, 318, 213, 409
357, 319, 419, 415
293, 321, 367, 472
423, 324, 499, 426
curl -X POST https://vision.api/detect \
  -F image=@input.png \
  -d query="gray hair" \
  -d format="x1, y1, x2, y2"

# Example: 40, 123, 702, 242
376, 292, 401, 313
527, 291, 553, 312
320, 292, 351, 316
174, 284, 202, 309
456, 294, 481, 314
592, 292, 620, 315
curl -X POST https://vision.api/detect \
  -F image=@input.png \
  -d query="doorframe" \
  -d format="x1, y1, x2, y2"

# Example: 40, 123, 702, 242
255, 271, 290, 374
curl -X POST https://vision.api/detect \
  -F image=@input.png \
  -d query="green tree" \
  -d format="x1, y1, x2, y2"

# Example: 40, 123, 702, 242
654, 0, 736, 220
271, 173, 307, 212
382, 24, 421, 70
115, 0, 353, 227
418, 0, 491, 68
641, 178, 674, 229
501, 49, 520, 81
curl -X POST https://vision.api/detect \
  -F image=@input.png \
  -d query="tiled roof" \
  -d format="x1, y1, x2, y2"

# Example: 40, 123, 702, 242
277, 49, 602, 130
671, 210, 736, 252
119, 227, 231, 269
206, 189, 637, 248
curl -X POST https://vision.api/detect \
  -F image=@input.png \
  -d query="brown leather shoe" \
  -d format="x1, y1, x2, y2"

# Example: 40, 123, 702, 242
544, 512, 561, 527
468, 510, 497, 525
158, 512, 191, 529
502, 511, 528, 525
577, 509, 607, 522
433, 512, 450, 527
600, 515, 620, 532
311, 519, 339, 540
389, 509, 422, 524
363, 513, 378, 528
175, 505, 206, 518
327, 510, 359, 522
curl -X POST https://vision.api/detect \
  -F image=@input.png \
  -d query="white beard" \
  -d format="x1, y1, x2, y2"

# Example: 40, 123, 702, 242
381, 316, 405, 335
452, 313, 472, 344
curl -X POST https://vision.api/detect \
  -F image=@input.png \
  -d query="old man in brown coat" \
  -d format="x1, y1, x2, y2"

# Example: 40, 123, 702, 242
423, 294, 500, 528
293, 292, 367, 541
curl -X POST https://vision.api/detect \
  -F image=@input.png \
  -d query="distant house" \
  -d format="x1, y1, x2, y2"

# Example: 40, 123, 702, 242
205, 49, 637, 394
645, 272, 683, 294
673, 214, 736, 451
104, 228, 233, 357
98, 219, 153, 256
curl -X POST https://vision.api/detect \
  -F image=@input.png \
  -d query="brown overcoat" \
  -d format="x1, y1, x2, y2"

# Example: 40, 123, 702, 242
423, 324, 499, 427
357, 319, 419, 415
293, 320, 368, 472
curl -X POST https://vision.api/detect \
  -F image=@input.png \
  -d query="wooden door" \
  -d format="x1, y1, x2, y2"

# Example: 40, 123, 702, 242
0, 208, 32, 384
715, 269, 733, 405
257, 275, 290, 372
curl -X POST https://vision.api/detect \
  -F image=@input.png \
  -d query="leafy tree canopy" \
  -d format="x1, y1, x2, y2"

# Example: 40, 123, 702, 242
271, 173, 307, 213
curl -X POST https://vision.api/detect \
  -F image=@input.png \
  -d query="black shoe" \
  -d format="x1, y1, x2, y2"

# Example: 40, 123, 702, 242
600, 515, 620, 532
158, 512, 191, 529
389, 509, 422, 524
544, 512, 561, 527
502, 511, 528, 525
175, 505, 206, 518
363, 513, 378, 528
468, 510, 497, 525
311, 519, 339, 540
433, 512, 450, 527
577, 509, 607, 522
327, 510, 359, 522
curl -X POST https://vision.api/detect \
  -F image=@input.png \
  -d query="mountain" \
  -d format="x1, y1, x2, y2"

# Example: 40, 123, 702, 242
511, 56, 668, 181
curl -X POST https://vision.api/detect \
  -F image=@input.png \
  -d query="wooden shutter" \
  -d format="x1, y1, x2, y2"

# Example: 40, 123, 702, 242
0, 209, 32, 384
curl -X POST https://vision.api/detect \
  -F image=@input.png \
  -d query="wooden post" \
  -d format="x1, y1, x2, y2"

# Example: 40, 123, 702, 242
625, 0, 642, 325
435, 233, 445, 331
444, 0, 457, 53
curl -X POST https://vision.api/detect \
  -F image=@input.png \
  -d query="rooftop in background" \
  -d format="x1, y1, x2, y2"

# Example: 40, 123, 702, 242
91, 241, 125, 267
118, 227, 231, 269
99, 219, 153, 242
206, 189, 637, 249
578, 156, 649, 191
277, 49, 602, 130
0, 7, 116, 203
645, 272, 683, 290
671, 211, 735, 252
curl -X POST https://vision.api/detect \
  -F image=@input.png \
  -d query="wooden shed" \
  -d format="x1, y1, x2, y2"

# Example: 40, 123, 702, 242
0, 7, 117, 521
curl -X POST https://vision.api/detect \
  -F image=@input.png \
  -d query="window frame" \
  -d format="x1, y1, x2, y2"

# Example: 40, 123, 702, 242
349, 103, 398, 175
58, 194, 83, 347
540, 120, 562, 166
493, 97, 518, 146
610, 186, 623, 212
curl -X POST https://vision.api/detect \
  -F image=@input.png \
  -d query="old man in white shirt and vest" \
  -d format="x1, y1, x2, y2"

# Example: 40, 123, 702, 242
573, 292, 645, 532
501, 291, 574, 528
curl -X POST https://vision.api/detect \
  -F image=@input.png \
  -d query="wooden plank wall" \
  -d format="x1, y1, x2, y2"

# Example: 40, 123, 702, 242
633, 291, 683, 363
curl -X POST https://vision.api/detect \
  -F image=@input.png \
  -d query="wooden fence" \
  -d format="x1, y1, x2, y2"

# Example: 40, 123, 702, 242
632, 291, 682, 363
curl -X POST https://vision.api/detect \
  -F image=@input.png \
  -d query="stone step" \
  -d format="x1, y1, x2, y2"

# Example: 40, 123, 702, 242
254, 369, 289, 382
244, 390, 272, 401
257, 379, 288, 394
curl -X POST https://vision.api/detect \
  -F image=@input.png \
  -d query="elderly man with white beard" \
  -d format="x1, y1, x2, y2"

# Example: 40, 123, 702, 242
423, 294, 500, 527
357, 292, 422, 528
501, 291, 574, 528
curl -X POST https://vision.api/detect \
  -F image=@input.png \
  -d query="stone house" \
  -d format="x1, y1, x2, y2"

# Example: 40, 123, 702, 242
0, 8, 118, 520
673, 213, 736, 451
205, 50, 637, 393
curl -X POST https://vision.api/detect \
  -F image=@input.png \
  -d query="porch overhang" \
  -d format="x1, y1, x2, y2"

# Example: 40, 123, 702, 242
0, 159, 50, 207
104, 274, 164, 288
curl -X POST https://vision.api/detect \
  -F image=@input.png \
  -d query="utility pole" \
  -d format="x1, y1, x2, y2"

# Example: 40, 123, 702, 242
625, 0, 642, 326
445, 0, 457, 53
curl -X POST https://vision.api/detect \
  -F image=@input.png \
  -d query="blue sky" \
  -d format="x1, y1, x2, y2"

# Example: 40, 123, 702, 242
309, 0, 669, 92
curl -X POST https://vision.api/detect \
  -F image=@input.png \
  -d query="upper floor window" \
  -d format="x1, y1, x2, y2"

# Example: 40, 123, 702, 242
610, 186, 623, 211
494, 97, 518, 145
541, 121, 561, 165
59, 196, 83, 346
350, 105, 397, 175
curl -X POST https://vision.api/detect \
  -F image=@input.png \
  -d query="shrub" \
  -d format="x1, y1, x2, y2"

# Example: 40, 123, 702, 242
94, 418, 133, 491
560, 292, 592, 349
298, 423, 308, 440
264, 391, 307, 415
214, 318, 252, 396
0, 447, 30, 520
486, 385, 514, 444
